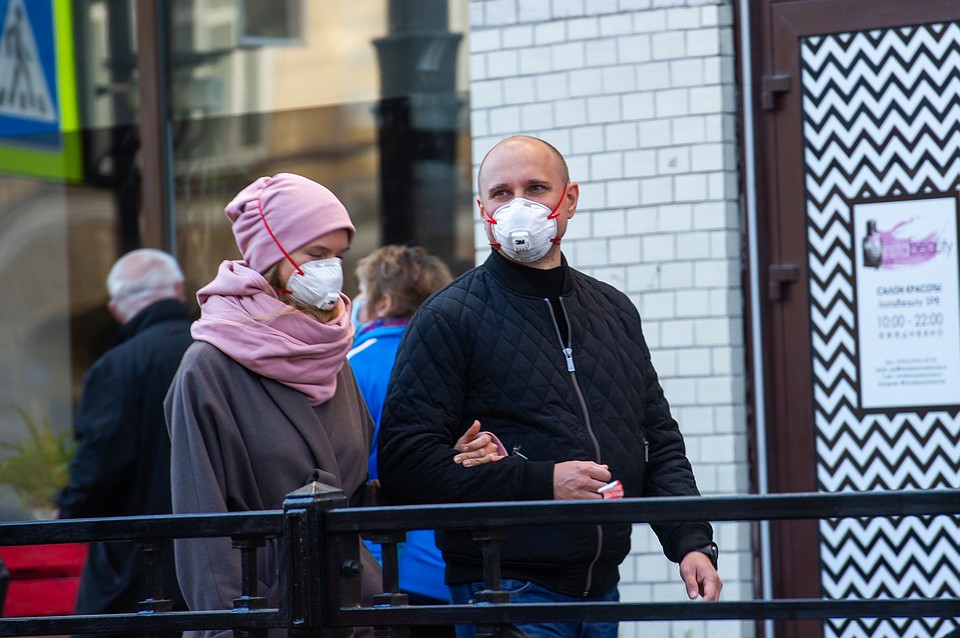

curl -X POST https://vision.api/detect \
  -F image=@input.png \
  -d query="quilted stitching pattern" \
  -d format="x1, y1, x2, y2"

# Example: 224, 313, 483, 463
379, 257, 712, 594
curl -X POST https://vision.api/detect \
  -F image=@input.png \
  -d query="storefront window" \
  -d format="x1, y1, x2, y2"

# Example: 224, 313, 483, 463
0, 0, 472, 520
0, 0, 108, 519
168, 0, 474, 296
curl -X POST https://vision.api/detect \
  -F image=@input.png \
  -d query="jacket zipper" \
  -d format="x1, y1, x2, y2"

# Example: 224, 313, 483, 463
545, 297, 604, 597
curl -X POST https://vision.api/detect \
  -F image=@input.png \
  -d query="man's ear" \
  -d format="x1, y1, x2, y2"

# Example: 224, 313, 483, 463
565, 182, 580, 219
175, 280, 186, 303
107, 300, 126, 325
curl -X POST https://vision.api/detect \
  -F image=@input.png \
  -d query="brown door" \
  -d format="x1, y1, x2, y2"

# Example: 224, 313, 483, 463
754, 1, 960, 637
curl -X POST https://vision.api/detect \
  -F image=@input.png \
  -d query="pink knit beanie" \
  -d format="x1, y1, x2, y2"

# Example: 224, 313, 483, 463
224, 173, 356, 273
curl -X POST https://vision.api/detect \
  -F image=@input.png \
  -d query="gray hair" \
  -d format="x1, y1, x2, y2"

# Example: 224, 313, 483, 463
107, 249, 184, 322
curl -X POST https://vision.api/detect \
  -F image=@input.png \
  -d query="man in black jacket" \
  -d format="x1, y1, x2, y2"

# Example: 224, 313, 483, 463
379, 135, 722, 638
57, 249, 191, 636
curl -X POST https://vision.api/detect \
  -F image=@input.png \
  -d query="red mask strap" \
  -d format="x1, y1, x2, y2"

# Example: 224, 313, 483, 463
548, 183, 568, 220
484, 183, 568, 249
548, 183, 568, 244
481, 203, 500, 248
257, 190, 303, 276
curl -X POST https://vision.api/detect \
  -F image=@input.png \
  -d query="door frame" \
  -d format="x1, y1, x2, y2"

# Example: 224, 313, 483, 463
748, 1, 960, 636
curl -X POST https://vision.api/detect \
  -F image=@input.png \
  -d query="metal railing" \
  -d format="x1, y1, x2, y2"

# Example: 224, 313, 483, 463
0, 486, 958, 637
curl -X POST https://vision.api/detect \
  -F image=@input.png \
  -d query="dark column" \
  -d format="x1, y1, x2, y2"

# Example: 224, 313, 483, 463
373, 0, 463, 266
135, 0, 174, 253
104, 0, 141, 254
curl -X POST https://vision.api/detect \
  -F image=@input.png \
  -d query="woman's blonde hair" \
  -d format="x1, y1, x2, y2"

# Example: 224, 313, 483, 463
355, 245, 452, 319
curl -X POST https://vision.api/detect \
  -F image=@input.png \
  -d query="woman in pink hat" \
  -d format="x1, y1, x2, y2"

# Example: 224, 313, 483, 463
164, 174, 499, 638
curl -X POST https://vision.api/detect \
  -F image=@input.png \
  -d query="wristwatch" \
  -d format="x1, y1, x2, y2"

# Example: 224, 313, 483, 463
695, 542, 719, 570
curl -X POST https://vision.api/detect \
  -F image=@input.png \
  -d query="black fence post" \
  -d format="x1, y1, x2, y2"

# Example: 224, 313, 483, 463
472, 529, 509, 605
138, 540, 173, 614
282, 481, 354, 638
138, 540, 186, 638
232, 535, 268, 638
368, 530, 409, 638
471, 529, 523, 638
369, 530, 407, 605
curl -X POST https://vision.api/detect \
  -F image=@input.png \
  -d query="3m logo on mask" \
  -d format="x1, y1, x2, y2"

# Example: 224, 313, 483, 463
510, 234, 532, 250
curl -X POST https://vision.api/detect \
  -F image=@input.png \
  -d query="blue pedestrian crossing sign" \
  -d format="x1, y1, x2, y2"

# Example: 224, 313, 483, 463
0, 0, 57, 125
0, 0, 81, 181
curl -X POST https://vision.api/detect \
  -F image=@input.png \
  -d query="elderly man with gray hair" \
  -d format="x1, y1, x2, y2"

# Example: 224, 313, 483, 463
57, 248, 191, 635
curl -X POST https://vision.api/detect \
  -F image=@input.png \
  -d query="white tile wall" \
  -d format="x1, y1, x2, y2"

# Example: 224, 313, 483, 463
468, 2, 751, 636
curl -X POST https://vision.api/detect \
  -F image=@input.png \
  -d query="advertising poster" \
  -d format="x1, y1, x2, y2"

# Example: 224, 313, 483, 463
853, 196, 960, 409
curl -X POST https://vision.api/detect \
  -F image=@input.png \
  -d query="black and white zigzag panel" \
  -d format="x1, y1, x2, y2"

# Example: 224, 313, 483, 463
800, 23, 960, 638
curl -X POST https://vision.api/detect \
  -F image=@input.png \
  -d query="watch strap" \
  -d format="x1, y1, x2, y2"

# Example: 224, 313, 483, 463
695, 542, 719, 570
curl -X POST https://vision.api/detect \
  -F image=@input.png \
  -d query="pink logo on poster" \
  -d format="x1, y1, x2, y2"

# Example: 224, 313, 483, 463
862, 217, 947, 269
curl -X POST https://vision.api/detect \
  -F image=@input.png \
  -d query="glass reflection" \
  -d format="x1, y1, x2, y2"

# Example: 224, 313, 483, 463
0, 0, 472, 520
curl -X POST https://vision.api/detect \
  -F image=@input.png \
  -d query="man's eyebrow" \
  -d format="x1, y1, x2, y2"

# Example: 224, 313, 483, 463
486, 178, 551, 195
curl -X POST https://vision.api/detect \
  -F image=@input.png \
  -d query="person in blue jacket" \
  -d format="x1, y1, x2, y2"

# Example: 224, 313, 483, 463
349, 245, 497, 638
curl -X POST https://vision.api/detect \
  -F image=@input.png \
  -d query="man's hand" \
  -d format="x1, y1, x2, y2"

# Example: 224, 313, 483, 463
553, 461, 611, 500
453, 420, 506, 467
679, 550, 722, 601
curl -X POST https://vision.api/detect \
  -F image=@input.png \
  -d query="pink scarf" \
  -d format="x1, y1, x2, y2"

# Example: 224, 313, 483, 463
191, 260, 354, 406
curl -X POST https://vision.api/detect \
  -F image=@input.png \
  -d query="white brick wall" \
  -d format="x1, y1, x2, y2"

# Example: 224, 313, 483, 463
468, 2, 752, 637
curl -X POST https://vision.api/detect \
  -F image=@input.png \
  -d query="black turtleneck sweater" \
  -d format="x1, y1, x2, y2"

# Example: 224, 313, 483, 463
495, 250, 570, 344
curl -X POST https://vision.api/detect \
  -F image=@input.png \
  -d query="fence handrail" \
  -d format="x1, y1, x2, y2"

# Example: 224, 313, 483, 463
2, 489, 955, 544
2, 598, 958, 635
0, 488, 957, 636
331, 488, 960, 532
0, 511, 283, 545
336, 598, 960, 624
0, 610, 285, 636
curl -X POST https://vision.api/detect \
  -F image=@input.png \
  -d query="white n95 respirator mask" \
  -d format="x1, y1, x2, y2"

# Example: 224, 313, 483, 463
287, 258, 343, 311
485, 183, 568, 263
487, 198, 561, 263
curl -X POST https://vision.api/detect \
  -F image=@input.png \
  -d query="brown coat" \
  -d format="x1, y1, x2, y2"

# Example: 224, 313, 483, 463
165, 341, 380, 638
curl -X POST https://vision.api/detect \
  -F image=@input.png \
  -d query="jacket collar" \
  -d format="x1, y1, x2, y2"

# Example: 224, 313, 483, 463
111, 299, 189, 347
483, 249, 574, 297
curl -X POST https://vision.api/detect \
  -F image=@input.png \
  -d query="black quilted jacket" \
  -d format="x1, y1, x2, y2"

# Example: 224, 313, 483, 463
379, 251, 713, 597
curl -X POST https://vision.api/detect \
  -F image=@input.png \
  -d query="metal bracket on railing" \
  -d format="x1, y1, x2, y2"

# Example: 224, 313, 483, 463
369, 530, 408, 605
138, 539, 191, 638
369, 530, 410, 638
232, 536, 268, 638
232, 535, 268, 609
472, 528, 514, 638
138, 540, 173, 613
472, 528, 509, 605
